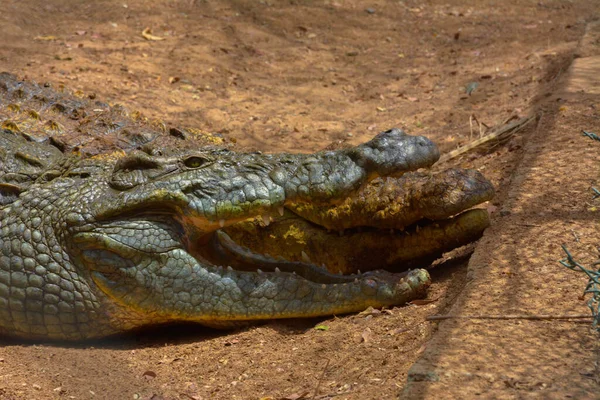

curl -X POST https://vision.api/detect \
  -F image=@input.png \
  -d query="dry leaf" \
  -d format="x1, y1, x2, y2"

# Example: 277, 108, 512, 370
34, 35, 58, 41
142, 28, 165, 41
359, 307, 382, 317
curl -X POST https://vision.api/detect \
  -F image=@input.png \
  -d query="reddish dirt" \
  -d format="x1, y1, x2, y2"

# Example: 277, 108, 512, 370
0, 1, 599, 399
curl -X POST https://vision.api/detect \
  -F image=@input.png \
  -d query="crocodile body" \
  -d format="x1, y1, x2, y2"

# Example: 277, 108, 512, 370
0, 73, 494, 340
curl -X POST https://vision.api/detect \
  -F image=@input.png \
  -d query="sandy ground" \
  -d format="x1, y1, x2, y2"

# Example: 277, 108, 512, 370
404, 21, 600, 398
0, 0, 598, 399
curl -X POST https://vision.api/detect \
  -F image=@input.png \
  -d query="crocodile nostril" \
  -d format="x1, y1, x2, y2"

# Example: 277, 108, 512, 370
417, 137, 432, 147
384, 128, 405, 136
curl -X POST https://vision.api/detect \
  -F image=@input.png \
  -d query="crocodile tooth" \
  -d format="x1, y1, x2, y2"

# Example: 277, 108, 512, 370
257, 269, 263, 274
301, 251, 311, 263
274, 267, 281, 274
278, 206, 284, 216
261, 214, 270, 226
321, 284, 326, 289
357, 269, 361, 275
354, 278, 359, 283
219, 219, 225, 228
227, 266, 233, 272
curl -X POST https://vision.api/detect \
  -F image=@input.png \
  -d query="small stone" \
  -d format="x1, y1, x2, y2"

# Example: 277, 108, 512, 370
365, 8, 376, 14
465, 81, 479, 95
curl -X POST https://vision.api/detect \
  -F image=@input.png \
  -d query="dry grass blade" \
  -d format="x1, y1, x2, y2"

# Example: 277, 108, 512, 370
311, 359, 331, 400
141, 27, 165, 41
438, 114, 536, 163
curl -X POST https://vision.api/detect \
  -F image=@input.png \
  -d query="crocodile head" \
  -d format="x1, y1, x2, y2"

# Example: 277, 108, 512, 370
2, 128, 464, 339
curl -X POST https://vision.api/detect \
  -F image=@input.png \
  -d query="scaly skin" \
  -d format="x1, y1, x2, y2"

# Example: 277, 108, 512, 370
0, 72, 225, 154
0, 130, 63, 204
288, 168, 494, 231
0, 73, 495, 340
0, 127, 438, 340
220, 168, 493, 273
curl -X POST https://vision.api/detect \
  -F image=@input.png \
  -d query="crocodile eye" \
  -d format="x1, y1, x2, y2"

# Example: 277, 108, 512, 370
183, 156, 207, 169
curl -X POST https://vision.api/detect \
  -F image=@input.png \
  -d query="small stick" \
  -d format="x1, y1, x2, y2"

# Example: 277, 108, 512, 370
314, 391, 354, 400
311, 359, 331, 400
427, 314, 592, 321
469, 114, 474, 140
439, 114, 535, 163
480, 119, 484, 138
471, 114, 487, 138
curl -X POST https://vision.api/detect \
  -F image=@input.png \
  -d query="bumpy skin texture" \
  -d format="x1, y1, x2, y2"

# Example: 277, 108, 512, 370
288, 169, 494, 231
219, 168, 494, 274
0, 128, 437, 340
0, 73, 493, 340
0, 131, 62, 204
0, 72, 225, 154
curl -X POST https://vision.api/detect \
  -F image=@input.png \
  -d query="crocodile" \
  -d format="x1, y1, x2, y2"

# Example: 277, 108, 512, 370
0, 73, 494, 340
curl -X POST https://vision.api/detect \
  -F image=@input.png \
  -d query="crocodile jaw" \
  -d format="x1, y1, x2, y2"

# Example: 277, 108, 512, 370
73, 221, 431, 327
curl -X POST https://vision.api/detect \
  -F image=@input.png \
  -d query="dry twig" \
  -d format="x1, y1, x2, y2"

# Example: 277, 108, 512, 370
311, 359, 331, 400
427, 314, 592, 321
439, 114, 536, 163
